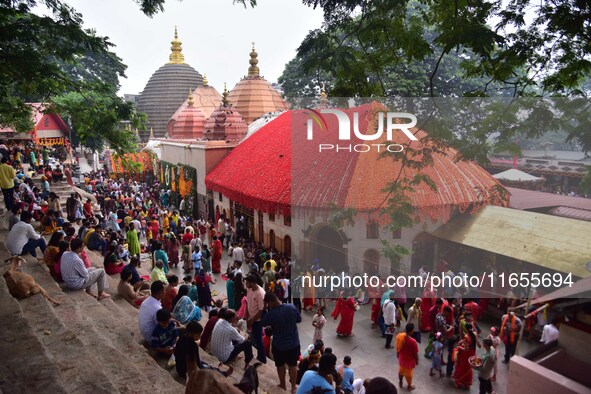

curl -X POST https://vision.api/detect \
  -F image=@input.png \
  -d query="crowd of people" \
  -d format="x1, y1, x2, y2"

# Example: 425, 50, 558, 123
1, 146, 563, 394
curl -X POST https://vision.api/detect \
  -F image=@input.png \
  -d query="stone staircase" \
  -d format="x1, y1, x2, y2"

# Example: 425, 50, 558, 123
0, 238, 290, 394
0, 244, 183, 394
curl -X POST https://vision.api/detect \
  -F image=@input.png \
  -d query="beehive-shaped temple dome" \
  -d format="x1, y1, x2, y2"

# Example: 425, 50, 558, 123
137, 27, 203, 140
167, 74, 222, 136
170, 90, 206, 139
203, 84, 248, 142
227, 44, 288, 124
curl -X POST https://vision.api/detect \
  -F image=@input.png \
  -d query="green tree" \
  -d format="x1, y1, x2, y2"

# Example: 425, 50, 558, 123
0, 0, 143, 150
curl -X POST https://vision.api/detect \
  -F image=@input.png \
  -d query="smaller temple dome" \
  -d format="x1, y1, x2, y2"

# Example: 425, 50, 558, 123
204, 84, 248, 142
170, 90, 206, 139
167, 74, 222, 135
228, 43, 288, 124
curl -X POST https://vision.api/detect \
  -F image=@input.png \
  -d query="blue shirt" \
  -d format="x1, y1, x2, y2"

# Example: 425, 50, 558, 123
192, 251, 202, 270
296, 370, 335, 394
151, 321, 178, 349
125, 263, 142, 285
341, 366, 354, 391
261, 303, 301, 351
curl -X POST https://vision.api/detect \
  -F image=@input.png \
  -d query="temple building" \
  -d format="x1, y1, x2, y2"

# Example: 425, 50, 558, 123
203, 84, 248, 142
167, 74, 222, 136
204, 103, 510, 275
168, 90, 206, 139
0, 103, 70, 147
227, 44, 288, 124
137, 27, 203, 140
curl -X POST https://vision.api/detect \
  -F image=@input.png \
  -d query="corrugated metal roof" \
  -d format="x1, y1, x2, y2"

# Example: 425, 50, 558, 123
518, 276, 591, 307
432, 205, 591, 278
548, 206, 591, 222
507, 187, 591, 210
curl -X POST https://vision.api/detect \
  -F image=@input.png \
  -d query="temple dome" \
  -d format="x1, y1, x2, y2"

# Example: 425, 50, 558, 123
170, 90, 206, 139
137, 27, 202, 140
167, 74, 222, 136
203, 85, 248, 142
228, 44, 288, 124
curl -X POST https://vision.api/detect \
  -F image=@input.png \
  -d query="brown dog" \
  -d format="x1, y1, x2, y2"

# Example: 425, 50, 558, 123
3, 256, 60, 306
185, 369, 242, 394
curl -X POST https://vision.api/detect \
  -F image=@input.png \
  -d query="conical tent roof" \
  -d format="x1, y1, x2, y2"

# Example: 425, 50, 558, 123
493, 169, 543, 182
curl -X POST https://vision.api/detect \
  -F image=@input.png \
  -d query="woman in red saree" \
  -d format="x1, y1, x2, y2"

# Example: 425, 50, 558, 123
453, 324, 477, 389
420, 282, 436, 331
331, 292, 358, 337
368, 279, 382, 328
211, 235, 223, 273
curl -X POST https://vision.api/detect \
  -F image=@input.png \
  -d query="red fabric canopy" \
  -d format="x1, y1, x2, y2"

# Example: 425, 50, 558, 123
205, 103, 508, 220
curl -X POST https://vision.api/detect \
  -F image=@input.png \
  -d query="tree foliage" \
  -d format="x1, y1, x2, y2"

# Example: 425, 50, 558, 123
0, 0, 144, 151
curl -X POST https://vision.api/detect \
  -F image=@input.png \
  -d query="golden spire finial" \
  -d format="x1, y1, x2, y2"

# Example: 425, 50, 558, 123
203, 73, 208, 86
321, 82, 327, 98
187, 89, 194, 106
150, 127, 154, 139
248, 42, 259, 77
168, 26, 185, 64
222, 82, 229, 106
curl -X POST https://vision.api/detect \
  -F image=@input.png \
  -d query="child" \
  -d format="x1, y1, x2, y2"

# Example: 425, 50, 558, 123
174, 321, 233, 379
263, 326, 272, 359
312, 307, 327, 341
488, 327, 501, 381
151, 309, 178, 361
337, 356, 355, 394
429, 332, 445, 378
191, 248, 202, 272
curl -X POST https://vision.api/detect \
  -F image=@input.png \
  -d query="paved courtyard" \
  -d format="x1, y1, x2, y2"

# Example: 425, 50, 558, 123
154, 249, 536, 394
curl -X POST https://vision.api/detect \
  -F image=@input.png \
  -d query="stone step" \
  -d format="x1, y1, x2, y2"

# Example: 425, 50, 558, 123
0, 275, 68, 394
84, 250, 286, 393
7, 252, 130, 394
16, 254, 183, 393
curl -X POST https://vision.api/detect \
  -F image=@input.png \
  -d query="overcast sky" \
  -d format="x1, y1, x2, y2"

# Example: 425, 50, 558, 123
41, 0, 324, 95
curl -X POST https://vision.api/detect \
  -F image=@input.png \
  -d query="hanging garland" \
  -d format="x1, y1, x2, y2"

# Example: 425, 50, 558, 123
159, 161, 198, 214
109, 150, 155, 182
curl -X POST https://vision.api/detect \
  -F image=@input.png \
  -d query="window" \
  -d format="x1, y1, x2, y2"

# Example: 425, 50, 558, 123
268, 212, 275, 222
392, 228, 402, 239
218, 193, 223, 202
284, 215, 291, 227
366, 221, 379, 239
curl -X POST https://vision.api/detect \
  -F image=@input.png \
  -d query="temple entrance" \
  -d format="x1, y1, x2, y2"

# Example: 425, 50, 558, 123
283, 235, 292, 258
269, 229, 276, 250
234, 203, 254, 241
411, 232, 436, 274
257, 211, 264, 244
363, 249, 380, 276
313, 225, 348, 273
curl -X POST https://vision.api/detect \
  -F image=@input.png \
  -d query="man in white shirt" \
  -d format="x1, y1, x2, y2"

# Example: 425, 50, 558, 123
211, 309, 253, 366
383, 292, 398, 349
7, 211, 46, 258
278, 272, 290, 303
540, 317, 560, 344
60, 238, 109, 299
139, 280, 165, 342
407, 298, 422, 343
232, 243, 245, 264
